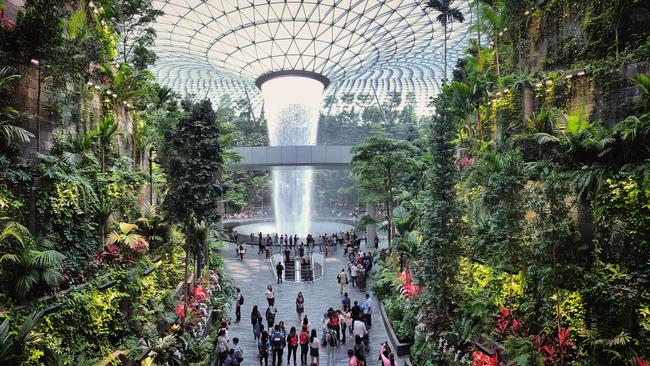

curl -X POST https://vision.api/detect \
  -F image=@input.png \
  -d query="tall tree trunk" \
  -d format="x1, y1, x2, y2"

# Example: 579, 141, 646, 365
495, 35, 501, 80
183, 220, 190, 324
444, 22, 448, 84
476, 0, 481, 50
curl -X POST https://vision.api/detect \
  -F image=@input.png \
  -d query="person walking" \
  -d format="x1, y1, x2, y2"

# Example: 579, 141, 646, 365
216, 329, 229, 366
266, 284, 276, 306
299, 325, 309, 366
286, 326, 299, 366
374, 236, 379, 249
324, 330, 336, 366
338, 309, 348, 345
271, 324, 286, 366
362, 294, 373, 329
337, 268, 348, 295
347, 349, 358, 366
232, 337, 244, 365
252, 305, 263, 339
341, 293, 351, 311
237, 243, 246, 261
296, 292, 305, 323
379, 343, 397, 366
276, 261, 284, 284
309, 329, 320, 366
259, 330, 271, 366
350, 262, 358, 288
351, 319, 368, 350
328, 308, 341, 345
235, 287, 243, 322
266, 304, 277, 329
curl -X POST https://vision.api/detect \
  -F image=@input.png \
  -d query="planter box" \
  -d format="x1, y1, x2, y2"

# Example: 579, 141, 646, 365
98, 279, 118, 291
378, 300, 413, 357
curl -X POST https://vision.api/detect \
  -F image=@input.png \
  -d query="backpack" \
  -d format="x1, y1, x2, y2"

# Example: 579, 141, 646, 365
258, 340, 268, 355
299, 331, 308, 345
330, 314, 339, 327
234, 346, 243, 360
289, 334, 298, 347
357, 360, 365, 366
271, 331, 285, 350
238, 294, 244, 305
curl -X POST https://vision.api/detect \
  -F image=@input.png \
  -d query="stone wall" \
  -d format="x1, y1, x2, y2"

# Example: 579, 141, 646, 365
13, 64, 55, 156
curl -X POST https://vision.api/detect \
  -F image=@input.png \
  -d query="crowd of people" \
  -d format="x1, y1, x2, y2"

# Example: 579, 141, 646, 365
218, 227, 397, 365
237, 290, 395, 366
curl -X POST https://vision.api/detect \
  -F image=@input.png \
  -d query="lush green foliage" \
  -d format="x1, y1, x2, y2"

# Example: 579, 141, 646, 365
161, 100, 223, 226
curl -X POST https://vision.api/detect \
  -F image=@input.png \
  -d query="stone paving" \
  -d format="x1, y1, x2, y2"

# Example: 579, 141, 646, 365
221, 240, 402, 366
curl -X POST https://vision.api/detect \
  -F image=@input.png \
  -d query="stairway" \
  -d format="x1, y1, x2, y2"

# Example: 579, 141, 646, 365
284, 254, 296, 281
300, 258, 313, 282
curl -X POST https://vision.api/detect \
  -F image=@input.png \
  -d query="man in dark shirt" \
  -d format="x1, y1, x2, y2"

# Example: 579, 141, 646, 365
276, 261, 284, 284
350, 300, 361, 333
342, 292, 351, 311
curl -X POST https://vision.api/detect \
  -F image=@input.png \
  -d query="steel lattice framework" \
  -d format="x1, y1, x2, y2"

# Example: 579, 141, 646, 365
151, 0, 473, 115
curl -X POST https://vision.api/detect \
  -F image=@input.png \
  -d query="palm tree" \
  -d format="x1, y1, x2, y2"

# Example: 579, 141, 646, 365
423, 0, 465, 84
0, 220, 65, 298
105, 222, 144, 248
95, 113, 120, 172
0, 67, 34, 146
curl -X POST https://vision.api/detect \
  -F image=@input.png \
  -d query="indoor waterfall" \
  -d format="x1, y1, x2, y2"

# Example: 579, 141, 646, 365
260, 75, 324, 236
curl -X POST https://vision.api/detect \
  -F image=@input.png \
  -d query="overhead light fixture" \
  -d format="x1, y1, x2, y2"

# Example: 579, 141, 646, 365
545, 79, 553, 86
503, 88, 510, 93
112, 94, 117, 99
535, 82, 543, 88
565, 73, 575, 79
106, 90, 112, 95
496, 91, 501, 97
30, 59, 40, 66
576, 69, 586, 76
86, 81, 94, 86
94, 85, 101, 90
524, 10, 530, 16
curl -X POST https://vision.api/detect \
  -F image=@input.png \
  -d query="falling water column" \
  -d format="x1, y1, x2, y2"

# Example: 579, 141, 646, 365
259, 74, 326, 236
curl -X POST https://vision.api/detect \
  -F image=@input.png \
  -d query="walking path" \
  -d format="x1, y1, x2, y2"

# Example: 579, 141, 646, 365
221, 240, 402, 365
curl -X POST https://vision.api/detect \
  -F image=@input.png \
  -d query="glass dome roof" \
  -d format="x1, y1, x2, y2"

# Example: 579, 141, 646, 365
151, 0, 474, 115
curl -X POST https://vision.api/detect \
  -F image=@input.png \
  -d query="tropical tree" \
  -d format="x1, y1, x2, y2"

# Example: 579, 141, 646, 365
351, 133, 417, 248
0, 220, 65, 298
104, 0, 164, 70
95, 113, 120, 172
160, 99, 223, 318
418, 107, 460, 320
423, 0, 465, 84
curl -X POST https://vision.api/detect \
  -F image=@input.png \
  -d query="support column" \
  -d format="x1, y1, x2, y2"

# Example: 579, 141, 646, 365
366, 203, 377, 250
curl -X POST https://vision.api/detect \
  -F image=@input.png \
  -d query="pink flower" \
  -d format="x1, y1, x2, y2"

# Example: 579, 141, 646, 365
175, 303, 186, 319
637, 356, 648, 366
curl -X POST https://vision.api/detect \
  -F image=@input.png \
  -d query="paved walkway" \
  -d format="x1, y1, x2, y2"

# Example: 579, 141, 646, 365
222, 240, 400, 366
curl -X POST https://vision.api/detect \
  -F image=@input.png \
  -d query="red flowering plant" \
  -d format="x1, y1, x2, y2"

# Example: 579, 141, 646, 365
494, 307, 525, 339
534, 327, 575, 365
93, 244, 120, 263
398, 270, 421, 299
458, 156, 476, 169
637, 356, 648, 366
472, 351, 502, 366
